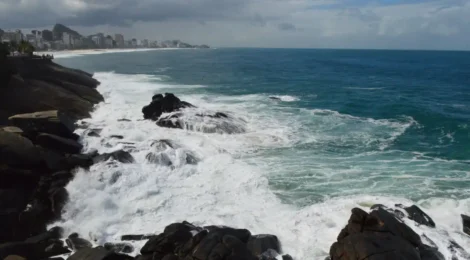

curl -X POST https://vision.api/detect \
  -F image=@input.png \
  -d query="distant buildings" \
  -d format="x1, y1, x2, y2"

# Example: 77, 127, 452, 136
91, 33, 105, 48
1, 24, 208, 51
114, 34, 124, 48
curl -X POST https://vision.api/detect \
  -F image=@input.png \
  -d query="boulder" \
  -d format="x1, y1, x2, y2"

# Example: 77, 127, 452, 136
25, 226, 64, 243
0, 241, 68, 259
103, 242, 134, 253
156, 113, 183, 129
0, 126, 23, 134
0, 189, 31, 211
145, 152, 172, 166
0, 165, 40, 189
0, 131, 41, 167
247, 234, 281, 257
109, 135, 124, 140
142, 93, 194, 120
93, 150, 135, 164
120, 234, 157, 241
66, 234, 93, 251
401, 205, 436, 228
462, 214, 470, 236
8, 111, 76, 139
67, 247, 133, 260
36, 133, 83, 154
329, 208, 423, 260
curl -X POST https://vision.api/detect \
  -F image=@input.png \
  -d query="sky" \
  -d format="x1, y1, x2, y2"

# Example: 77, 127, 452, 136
1, 0, 470, 50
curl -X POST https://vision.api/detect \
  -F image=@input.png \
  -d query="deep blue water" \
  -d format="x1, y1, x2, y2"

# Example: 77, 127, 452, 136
58, 48, 470, 203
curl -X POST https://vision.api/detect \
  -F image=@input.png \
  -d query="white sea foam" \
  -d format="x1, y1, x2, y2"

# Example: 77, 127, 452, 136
37, 48, 181, 59
269, 95, 300, 102
55, 72, 470, 259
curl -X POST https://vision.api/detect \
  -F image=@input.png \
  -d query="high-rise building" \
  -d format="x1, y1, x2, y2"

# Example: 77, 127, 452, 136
62, 32, 72, 47
114, 34, 124, 48
105, 36, 113, 48
1, 30, 23, 43
142, 39, 149, 48
91, 33, 105, 47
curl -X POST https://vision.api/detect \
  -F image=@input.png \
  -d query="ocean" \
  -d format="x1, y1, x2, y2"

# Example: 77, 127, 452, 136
54, 48, 470, 259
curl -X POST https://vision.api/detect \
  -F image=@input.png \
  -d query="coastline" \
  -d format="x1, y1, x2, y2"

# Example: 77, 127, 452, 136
36, 48, 200, 59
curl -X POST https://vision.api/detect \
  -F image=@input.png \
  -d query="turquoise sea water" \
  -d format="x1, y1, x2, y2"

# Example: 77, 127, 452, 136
55, 49, 470, 259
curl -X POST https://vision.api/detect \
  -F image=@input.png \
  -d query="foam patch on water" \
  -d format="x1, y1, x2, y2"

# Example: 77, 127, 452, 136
55, 72, 470, 259
37, 48, 182, 59
269, 95, 300, 102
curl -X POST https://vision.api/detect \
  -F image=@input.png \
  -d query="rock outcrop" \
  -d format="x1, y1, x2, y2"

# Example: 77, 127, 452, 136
329, 204, 468, 260
0, 56, 102, 123
142, 93, 194, 120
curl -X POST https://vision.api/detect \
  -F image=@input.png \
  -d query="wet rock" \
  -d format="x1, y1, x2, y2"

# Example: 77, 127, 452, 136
269, 96, 281, 100
67, 247, 133, 260
448, 240, 470, 260
93, 150, 134, 164
87, 129, 101, 137
145, 152, 173, 166
45, 240, 71, 256
8, 110, 76, 139
418, 244, 445, 260
0, 131, 41, 167
121, 234, 157, 241
0, 241, 67, 259
109, 171, 122, 185
110, 135, 124, 140
66, 234, 93, 251
247, 234, 281, 257
36, 133, 83, 154
0, 165, 40, 189
117, 119, 131, 122
329, 207, 423, 260
25, 226, 64, 243
462, 214, 470, 236
104, 242, 134, 253
0, 126, 23, 134
195, 112, 228, 118
402, 205, 436, 228
150, 139, 174, 150
282, 254, 294, 260
156, 113, 183, 129
142, 93, 194, 120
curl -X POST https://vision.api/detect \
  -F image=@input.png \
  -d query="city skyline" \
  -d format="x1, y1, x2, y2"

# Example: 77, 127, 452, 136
0, 24, 209, 51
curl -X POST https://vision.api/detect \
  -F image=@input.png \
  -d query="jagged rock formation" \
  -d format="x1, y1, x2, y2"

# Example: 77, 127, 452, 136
0, 56, 103, 124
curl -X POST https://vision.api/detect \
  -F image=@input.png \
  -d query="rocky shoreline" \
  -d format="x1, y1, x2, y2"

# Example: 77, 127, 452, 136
0, 57, 469, 260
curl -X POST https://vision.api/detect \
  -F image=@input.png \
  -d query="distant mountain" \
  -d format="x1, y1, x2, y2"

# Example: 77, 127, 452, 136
52, 24, 81, 40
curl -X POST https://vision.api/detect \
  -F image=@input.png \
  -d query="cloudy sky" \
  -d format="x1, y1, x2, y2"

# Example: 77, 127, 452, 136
1, 0, 470, 50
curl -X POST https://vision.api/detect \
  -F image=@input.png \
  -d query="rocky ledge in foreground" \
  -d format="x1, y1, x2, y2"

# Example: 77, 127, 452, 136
329, 204, 470, 260
0, 55, 103, 125
142, 93, 246, 134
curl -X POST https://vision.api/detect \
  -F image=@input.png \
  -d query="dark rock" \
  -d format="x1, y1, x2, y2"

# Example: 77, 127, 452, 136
269, 96, 281, 100
185, 152, 199, 165
36, 133, 83, 154
150, 139, 174, 150
0, 189, 31, 211
87, 129, 101, 137
145, 152, 172, 166
117, 119, 131, 122
448, 240, 470, 260
8, 111, 76, 139
110, 135, 124, 140
247, 234, 281, 257
403, 205, 436, 228
156, 114, 183, 129
26, 226, 64, 243
109, 171, 122, 185
282, 254, 294, 260
0, 241, 67, 259
0, 165, 40, 189
418, 244, 445, 260
45, 240, 71, 256
462, 214, 470, 236
203, 226, 252, 243
104, 242, 134, 254
0, 131, 41, 167
142, 93, 194, 120
93, 150, 134, 164
0, 126, 23, 134
120, 234, 157, 241
162, 254, 178, 260
67, 247, 134, 260
66, 235, 93, 251
329, 207, 423, 260
195, 112, 229, 119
